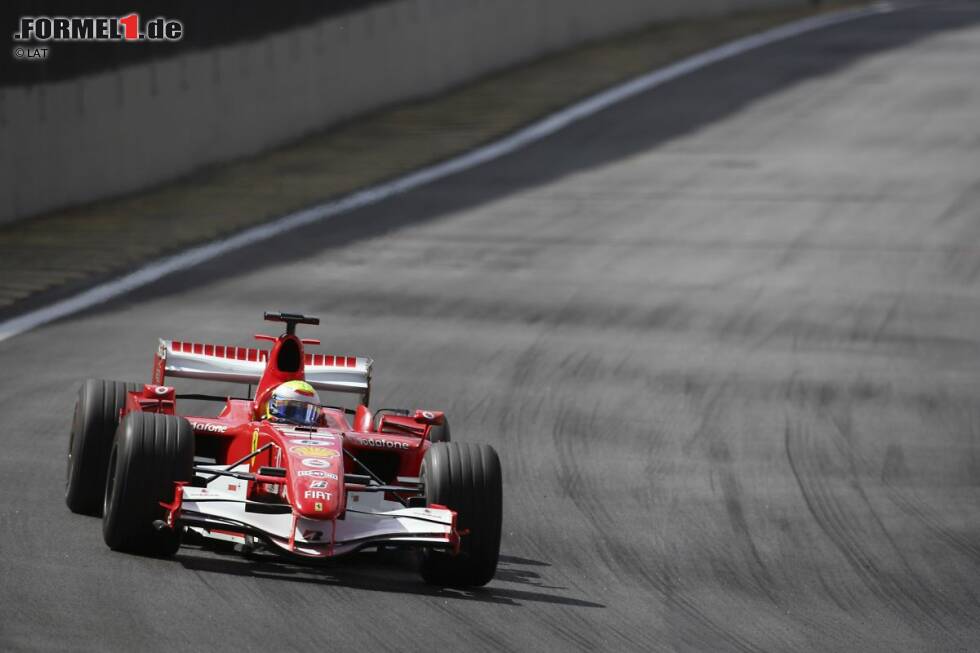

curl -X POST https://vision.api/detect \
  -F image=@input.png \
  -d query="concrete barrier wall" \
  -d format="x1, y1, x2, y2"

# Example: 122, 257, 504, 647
0, 0, 805, 224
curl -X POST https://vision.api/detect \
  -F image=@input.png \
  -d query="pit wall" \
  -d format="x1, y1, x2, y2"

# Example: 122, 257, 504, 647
0, 0, 805, 224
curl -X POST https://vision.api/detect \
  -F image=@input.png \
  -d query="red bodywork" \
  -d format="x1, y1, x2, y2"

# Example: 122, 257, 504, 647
125, 329, 447, 543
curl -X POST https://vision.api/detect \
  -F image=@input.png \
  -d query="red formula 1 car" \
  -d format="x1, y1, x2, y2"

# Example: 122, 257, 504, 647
65, 312, 502, 586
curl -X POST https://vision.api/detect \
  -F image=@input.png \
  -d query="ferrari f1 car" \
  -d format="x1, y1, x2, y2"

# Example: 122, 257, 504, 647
65, 312, 502, 586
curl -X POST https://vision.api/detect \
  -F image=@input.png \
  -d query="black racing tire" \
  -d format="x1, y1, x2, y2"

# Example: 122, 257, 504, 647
419, 442, 502, 587
65, 379, 142, 515
102, 412, 194, 556
428, 417, 451, 444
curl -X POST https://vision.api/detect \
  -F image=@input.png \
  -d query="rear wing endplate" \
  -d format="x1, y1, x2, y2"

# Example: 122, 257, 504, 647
153, 339, 372, 400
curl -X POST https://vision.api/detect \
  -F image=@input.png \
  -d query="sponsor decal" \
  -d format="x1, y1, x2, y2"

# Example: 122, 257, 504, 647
154, 386, 171, 396
302, 458, 330, 469
250, 428, 260, 472
290, 439, 328, 446
314, 502, 324, 512
297, 470, 337, 479
351, 436, 409, 450
290, 446, 339, 458
422, 410, 435, 419
304, 490, 332, 500
310, 480, 328, 489
191, 421, 228, 433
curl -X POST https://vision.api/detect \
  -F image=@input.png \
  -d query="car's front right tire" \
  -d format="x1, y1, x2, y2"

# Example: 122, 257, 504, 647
65, 379, 141, 515
102, 412, 194, 556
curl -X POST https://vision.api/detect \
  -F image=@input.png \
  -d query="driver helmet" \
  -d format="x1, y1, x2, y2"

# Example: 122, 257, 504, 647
266, 380, 321, 425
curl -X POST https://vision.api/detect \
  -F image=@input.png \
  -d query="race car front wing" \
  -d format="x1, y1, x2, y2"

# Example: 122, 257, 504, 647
158, 466, 460, 558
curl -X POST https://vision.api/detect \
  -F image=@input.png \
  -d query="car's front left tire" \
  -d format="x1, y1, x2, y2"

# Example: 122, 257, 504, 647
427, 417, 451, 444
419, 442, 502, 587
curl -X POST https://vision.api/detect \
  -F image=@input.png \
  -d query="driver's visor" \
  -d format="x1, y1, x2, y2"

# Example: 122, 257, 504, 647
269, 399, 320, 425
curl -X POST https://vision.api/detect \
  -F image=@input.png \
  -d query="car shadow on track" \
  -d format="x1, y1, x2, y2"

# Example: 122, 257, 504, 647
174, 545, 605, 608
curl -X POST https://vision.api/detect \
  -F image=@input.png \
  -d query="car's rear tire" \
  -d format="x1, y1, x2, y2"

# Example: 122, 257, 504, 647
102, 412, 194, 556
428, 417, 451, 443
65, 379, 141, 515
373, 409, 450, 441
373, 408, 410, 432
419, 442, 502, 587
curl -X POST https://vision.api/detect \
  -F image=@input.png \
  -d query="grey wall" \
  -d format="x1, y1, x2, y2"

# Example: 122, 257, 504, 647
0, 0, 804, 224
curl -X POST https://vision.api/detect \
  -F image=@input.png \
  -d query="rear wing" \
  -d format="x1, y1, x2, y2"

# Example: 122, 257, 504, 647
153, 339, 372, 400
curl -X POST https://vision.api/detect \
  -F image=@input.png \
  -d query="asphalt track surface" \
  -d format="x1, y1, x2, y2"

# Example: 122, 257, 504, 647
2, 4, 979, 651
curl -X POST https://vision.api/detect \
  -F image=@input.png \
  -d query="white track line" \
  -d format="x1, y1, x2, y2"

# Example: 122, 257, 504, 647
0, 2, 894, 343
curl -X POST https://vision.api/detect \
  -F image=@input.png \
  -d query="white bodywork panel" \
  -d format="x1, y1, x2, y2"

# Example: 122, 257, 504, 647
184, 465, 453, 557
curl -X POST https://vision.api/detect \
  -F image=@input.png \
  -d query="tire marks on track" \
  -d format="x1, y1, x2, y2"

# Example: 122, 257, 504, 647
783, 401, 976, 642
548, 381, 772, 653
